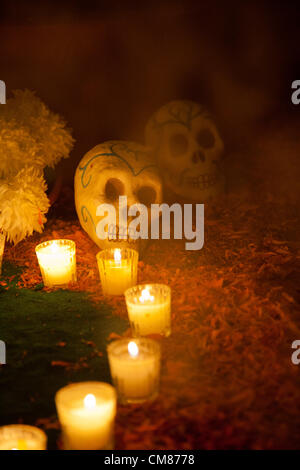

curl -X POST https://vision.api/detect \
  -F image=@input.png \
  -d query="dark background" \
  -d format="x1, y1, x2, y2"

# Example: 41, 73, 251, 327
1, 2, 300, 450
0, 0, 300, 186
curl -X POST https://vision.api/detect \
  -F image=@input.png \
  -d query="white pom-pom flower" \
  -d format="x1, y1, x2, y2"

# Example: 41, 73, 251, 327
0, 90, 74, 178
0, 167, 50, 244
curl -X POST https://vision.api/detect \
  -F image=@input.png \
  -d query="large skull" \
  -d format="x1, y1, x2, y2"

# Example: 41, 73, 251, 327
74, 141, 162, 252
145, 100, 224, 201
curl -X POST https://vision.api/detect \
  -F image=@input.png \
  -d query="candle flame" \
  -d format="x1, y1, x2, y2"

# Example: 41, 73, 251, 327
139, 288, 154, 303
114, 248, 122, 263
50, 241, 59, 253
84, 393, 96, 409
128, 341, 139, 357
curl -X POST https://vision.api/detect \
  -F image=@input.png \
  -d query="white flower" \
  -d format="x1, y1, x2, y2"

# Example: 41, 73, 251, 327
0, 167, 50, 244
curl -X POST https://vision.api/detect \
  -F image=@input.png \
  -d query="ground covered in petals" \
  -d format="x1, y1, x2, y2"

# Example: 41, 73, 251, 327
1, 163, 300, 449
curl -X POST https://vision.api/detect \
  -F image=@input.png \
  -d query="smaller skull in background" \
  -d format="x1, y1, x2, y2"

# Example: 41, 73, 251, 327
145, 100, 225, 201
74, 141, 162, 252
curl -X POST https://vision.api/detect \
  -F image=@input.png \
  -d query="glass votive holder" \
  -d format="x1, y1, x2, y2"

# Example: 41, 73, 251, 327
125, 283, 171, 337
55, 381, 117, 450
0, 424, 47, 450
0, 232, 5, 276
35, 239, 77, 287
107, 337, 161, 404
96, 247, 138, 296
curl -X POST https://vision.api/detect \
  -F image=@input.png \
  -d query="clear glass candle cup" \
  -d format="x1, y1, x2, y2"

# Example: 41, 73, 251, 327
96, 248, 138, 296
125, 283, 171, 337
35, 239, 77, 287
55, 381, 117, 450
0, 424, 47, 450
107, 337, 161, 405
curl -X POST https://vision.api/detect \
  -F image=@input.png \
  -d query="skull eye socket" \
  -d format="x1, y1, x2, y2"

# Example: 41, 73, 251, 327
137, 186, 157, 207
169, 133, 188, 157
196, 128, 215, 148
104, 178, 124, 202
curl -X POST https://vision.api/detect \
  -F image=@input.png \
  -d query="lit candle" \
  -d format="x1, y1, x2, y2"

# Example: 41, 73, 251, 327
0, 425, 47, 450
55, 382, 116, 450
96, 248, 138, 296
35, 239, 77, 287
125, 284, 171, 337
107, 338, 161, 404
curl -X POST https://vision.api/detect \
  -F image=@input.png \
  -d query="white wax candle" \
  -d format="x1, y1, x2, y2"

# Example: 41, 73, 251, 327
107, 338, 161, 404
55, 382, 116, 450
125, 284, 171, 337
35, 239, 76, 287
97, 248, 138, 296
0, 425, 47, 450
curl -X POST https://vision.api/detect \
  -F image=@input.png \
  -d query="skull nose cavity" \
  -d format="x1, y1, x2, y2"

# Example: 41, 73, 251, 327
192, 151, 206, 164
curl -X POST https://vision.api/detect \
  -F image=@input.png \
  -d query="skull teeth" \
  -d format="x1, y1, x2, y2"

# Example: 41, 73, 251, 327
184, 173, 218, 189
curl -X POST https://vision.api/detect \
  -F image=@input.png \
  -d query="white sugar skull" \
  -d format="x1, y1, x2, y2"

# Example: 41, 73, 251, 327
145, 100, 224, 201
74, 141, 162, 252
